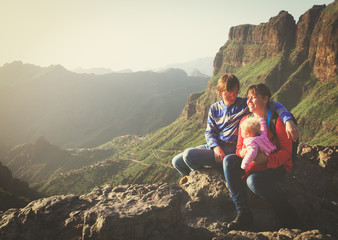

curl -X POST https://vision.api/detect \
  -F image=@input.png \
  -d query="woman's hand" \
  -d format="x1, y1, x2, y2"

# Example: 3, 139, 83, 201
239, 147, 247, 158
285, 120, 299, 142
213, 146, 225, 164
253, 152, 268, 164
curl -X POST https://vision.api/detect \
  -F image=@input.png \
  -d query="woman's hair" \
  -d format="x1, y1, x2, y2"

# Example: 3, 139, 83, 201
246, 83, 272, 101
217, 74, 240, 92
241, 117, 261, 136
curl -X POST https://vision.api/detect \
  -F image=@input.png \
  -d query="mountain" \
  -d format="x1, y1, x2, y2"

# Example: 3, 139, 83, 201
189, 68, 210, 78
72, 67, 114, 75
72, 67, 133, 75
1, 136, 116, 192
156, 57, 213, 76
1, 2, 337, 239
0, 63, 209, 148
0, 160, 40, 211
31, 1, 338, 196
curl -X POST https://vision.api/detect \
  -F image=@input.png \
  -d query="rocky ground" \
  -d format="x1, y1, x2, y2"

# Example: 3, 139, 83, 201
0, 145, 337, 240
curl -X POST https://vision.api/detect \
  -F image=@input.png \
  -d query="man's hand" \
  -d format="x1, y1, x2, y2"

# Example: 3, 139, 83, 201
213, 146, 225, 164
253, 152, 268, 164
285, 120, 299, 142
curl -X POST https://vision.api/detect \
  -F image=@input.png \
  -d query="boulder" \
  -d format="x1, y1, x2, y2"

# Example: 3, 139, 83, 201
0, 183, 184, 240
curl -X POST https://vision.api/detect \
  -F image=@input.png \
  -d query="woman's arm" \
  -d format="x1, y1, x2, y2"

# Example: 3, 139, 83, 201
266, 117, 292, 169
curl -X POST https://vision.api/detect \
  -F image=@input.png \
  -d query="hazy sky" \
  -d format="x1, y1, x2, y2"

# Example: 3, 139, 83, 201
0, 0, 333, 71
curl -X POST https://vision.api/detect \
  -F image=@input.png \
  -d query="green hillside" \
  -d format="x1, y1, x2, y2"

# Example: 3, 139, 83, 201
0, 161, 40, 211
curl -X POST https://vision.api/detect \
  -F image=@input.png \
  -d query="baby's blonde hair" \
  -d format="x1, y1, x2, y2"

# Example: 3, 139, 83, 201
241, 117, 261, 136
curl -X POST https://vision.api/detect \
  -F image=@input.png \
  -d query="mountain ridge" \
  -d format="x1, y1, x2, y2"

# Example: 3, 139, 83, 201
0, 62, 209, 148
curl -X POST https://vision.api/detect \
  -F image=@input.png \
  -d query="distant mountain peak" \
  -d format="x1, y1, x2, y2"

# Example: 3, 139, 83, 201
47, 64, 69, 73
156, 57, 213, 76
157, 68, 188, 76
34, 136, 50, 145
189, 68, 210, 78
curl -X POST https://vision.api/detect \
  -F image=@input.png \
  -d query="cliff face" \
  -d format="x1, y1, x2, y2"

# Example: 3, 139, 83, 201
213, 2, 337, 80
184, 1, 337, 144
294, 5, 326, 64
213, 11, 296, 76
308, 3, 338, 81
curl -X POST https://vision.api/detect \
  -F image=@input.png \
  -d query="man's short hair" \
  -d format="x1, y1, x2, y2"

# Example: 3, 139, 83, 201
217, 74, 240, 92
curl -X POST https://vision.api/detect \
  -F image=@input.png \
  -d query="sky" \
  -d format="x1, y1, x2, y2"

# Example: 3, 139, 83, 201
0, 0, 334, 71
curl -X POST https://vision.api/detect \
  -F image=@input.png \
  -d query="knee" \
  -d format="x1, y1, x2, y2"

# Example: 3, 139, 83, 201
223, 154, 238, 169
182, 148, 194, 163
171, 154, 181, 168
246, 174, 258, 194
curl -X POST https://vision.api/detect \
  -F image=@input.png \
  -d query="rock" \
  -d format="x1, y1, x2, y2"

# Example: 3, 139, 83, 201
294, 5, 326, 65
179, 145, 338, 238
298, 144, 337, 172
1, 145, 337, 240
213, 11, 296, 76
0, 183, 184, 240
308, 1, 338, 82
214, 228, 335, 240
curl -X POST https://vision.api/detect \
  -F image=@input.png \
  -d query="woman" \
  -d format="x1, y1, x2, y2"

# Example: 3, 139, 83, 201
223, 83, 297, 230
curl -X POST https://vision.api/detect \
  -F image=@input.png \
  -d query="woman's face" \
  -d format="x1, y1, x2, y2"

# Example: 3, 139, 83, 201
247, 90, 268, 113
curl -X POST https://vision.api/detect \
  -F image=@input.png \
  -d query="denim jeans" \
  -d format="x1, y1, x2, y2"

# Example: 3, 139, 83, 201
172, 144, 236, 177
223, 154, 290, 215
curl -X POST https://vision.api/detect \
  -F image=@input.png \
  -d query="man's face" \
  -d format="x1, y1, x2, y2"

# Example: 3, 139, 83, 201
220, 87, 239, 105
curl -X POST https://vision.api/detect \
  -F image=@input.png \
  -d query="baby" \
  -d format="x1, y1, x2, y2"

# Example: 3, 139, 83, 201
239, 117, 276, 177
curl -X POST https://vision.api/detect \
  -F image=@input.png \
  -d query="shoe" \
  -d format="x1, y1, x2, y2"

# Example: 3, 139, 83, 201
179, 175, 189, 185
227, 210, 253, 230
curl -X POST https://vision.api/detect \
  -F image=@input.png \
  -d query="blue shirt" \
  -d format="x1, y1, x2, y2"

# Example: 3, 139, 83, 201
205, 97, 293, 148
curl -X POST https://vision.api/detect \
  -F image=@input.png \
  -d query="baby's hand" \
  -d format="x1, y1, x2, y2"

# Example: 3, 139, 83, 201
239, 148, 247, 158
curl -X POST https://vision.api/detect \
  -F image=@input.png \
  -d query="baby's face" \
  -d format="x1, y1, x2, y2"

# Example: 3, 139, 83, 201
241, 128, 255, 138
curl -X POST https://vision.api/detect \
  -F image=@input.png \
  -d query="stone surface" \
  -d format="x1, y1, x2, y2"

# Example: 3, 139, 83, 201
1, 145, 337, 239
0, 183, 184, 240
215, 228, 335, 240
179, 144, 338, 238
308, 1, 338, 82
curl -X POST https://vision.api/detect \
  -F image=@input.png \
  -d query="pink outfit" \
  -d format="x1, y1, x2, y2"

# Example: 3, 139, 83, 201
241, 118, 276, 170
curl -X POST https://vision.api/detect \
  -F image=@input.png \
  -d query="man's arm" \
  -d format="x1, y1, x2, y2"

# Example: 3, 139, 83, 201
268, 101, 292, 123
205, 107, 226, 164
205, 107, 219, 148
269, 101, 299, 141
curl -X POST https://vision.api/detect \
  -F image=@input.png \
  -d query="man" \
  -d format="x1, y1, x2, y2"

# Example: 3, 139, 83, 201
171, 74, 298, 184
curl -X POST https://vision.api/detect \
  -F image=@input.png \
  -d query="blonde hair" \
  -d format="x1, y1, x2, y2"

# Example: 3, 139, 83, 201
241, 117, 261, 136
217, 74, 240, 92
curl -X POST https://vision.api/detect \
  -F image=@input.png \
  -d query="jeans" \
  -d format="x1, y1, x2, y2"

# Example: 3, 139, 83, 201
172, 144, 236, 177
223, 154, 290, 215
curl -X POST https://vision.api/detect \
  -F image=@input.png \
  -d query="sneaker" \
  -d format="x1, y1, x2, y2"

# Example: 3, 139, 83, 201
179, 175, 189, 185
227, 210, 253, 230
